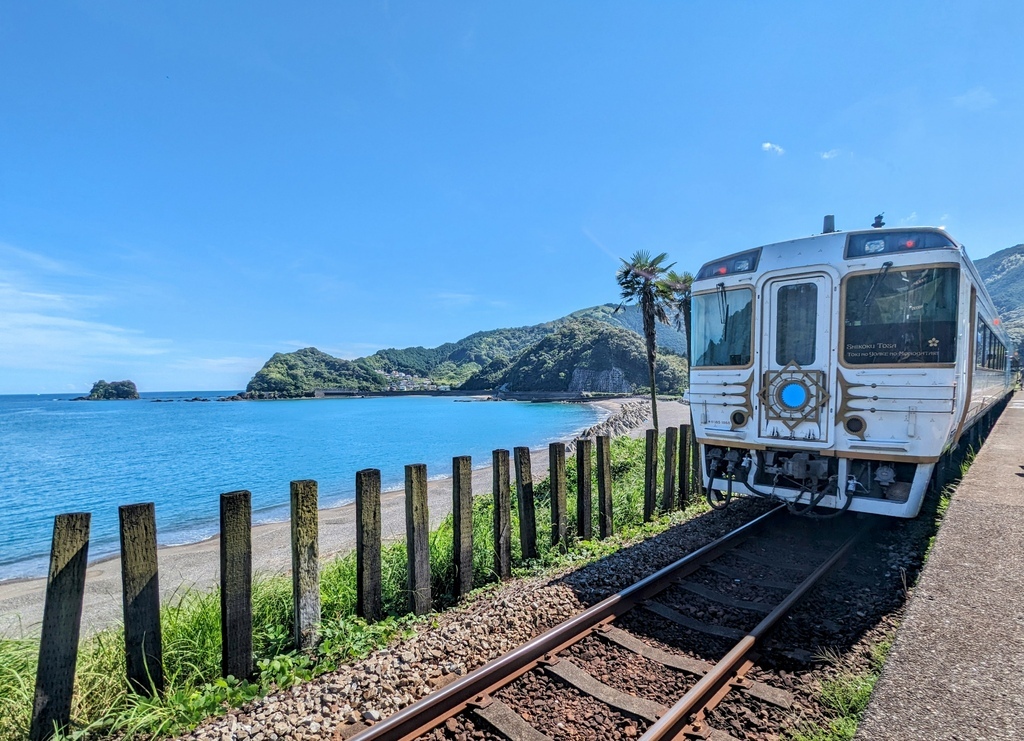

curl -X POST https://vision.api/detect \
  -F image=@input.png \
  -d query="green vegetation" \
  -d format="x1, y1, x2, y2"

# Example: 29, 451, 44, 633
245, 307, 689, 398
82, 380, 139, 400
461, 318, 687, 394
0, 436, 702, 740
614, 252, 693, 431
246, 348, 389, 396
787, 640, 892, 741
976, 243, 1024, 349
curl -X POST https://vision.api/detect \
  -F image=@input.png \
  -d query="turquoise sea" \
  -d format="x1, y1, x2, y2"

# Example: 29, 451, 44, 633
0, 392, 605, 581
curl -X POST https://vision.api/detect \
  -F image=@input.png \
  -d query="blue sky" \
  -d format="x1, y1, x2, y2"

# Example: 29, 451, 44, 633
2, 2, 1022, 393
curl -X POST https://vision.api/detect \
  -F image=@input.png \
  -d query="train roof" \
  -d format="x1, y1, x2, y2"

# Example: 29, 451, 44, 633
694, 225, 1011, 344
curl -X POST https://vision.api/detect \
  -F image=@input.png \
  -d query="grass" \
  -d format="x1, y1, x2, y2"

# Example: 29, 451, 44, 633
788, 639, 892, 741
1, 435, 699, 740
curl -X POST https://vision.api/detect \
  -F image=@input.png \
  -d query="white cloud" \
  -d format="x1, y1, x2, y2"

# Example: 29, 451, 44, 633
820, 149, 840, 160
761, 142, 785, 155
899, 212, 919, 225
434, 292, 477, 307
953, 87, 996, 111
0, 243, 170, 377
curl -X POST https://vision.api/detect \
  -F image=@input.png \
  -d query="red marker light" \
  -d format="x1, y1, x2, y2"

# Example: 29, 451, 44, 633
716, 266, 728, 275
994, 318, 1001, 325
902, 239, 916, 248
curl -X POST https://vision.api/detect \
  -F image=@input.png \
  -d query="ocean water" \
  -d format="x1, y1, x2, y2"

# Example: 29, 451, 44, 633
0, 392, 605, 581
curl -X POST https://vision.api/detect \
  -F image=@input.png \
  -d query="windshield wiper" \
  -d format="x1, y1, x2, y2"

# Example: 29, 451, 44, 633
862, 261, 893, 308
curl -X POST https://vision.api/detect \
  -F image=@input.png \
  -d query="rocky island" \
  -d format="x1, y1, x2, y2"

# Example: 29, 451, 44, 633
75, 379, 140, 400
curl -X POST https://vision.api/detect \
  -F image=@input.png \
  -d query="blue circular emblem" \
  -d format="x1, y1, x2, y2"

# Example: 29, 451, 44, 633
779, 381, 808, 409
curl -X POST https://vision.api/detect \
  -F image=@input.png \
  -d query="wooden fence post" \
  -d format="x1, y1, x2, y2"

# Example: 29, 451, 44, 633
119, 503, 163, 696
550, 443, 568, 551
30, 513, 90, 741
513, 447, 539, 560
596, 435, 613, 539
452, 456, 474, 599
356, 469, 382, 621
644, 429, 658, 521
290, 480, 320, 649
405, 464, 431, 615
576, 439, 593, 540
492, 449, 512, 579
662, 427, 678, 514
220, 490, 252, 680
679, 423, 691, 509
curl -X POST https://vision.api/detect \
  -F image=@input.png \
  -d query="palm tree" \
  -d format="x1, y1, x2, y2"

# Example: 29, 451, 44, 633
665, 269, 695, 387
616, 251, 675, 432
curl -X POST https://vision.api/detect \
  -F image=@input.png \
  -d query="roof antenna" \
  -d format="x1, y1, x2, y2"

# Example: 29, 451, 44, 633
822, 215, 835, 234
871, 213, 885, 229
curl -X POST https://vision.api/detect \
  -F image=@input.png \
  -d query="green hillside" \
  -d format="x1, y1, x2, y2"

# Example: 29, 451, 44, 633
461, 319, 687, 393
570, 303, 688, 356
976, 244, 1024, 348
245, 305, 689, 398
247, 348, 388, 396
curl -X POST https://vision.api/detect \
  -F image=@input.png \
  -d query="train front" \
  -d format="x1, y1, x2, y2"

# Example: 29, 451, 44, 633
687, 228, 967, 518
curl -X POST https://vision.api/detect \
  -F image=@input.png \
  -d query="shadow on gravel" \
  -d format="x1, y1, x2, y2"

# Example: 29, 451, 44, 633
546, 484, 950, 675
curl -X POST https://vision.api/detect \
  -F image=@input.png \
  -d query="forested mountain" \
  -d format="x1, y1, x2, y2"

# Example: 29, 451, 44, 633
247, 348, 389, 395
460, 319, 687, 393
977, 243, 1024, 348
245, 304, 689, 397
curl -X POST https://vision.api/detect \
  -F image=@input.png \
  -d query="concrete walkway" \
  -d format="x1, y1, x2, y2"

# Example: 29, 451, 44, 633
857, 394, 1024, 740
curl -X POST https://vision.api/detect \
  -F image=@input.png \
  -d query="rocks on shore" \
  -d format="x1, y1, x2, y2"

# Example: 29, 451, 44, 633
565, 399, 651, 453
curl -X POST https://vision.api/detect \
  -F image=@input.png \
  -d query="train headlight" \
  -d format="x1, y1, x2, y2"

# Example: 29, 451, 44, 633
731, 410, 747, 427
864, 239, 886, 254
844, 416, 866, 435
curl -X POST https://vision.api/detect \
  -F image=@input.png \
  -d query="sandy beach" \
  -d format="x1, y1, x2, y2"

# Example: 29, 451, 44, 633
0, 397, 691, 636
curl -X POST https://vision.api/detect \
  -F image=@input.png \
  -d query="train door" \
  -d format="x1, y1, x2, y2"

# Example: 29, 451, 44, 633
758, 274, 834, 443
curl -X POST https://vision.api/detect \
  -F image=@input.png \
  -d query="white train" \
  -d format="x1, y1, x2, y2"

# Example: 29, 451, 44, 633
687, 217, 1015, 518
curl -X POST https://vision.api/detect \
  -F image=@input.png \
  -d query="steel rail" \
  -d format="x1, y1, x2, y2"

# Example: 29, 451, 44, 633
346, 505, 787, 741
638, 522, 868, 740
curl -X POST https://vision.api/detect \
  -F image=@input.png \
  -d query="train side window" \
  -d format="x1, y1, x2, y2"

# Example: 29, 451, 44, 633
776, 283, 817, 366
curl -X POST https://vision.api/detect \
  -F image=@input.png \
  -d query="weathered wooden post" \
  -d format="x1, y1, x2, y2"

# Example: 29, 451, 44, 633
576, 438, 593, 540
661, 427, 678, 513
452, 456, 474, 599
290, 480, 320, 649
679, 423, 691, 509
30, 513, 90, 741
513, 447, 539, 560
644, 429, 658, 521
405, 464, 431, 615
492, 449, 512, 579
550, 442, 568, 551
356, 469, 382, 621
596, 435, 613, 539
220, 490, 252, 680
119, 503, 163, 696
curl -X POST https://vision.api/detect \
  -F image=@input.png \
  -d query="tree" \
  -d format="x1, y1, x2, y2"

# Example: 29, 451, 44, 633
615, 251, 675, 432
665, 269, 695, 385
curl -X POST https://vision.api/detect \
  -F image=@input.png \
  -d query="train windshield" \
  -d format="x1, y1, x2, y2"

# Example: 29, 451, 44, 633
843, 267, 959, 365
692, 287, 753, 367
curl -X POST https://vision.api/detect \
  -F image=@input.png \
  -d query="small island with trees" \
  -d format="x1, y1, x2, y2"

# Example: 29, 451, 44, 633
74, 380, 140, 400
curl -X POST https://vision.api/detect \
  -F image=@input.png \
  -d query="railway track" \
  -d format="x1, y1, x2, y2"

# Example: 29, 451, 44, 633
345, 506, 869, 741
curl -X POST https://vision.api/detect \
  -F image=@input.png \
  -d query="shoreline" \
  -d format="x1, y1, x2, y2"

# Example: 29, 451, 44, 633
0, 397, 690, 636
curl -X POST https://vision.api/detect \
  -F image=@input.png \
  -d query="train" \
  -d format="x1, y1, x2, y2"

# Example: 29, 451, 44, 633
687, 216, 1015, 518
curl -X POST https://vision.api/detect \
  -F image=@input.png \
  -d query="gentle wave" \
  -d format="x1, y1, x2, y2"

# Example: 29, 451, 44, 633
0, 393, 606, 581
